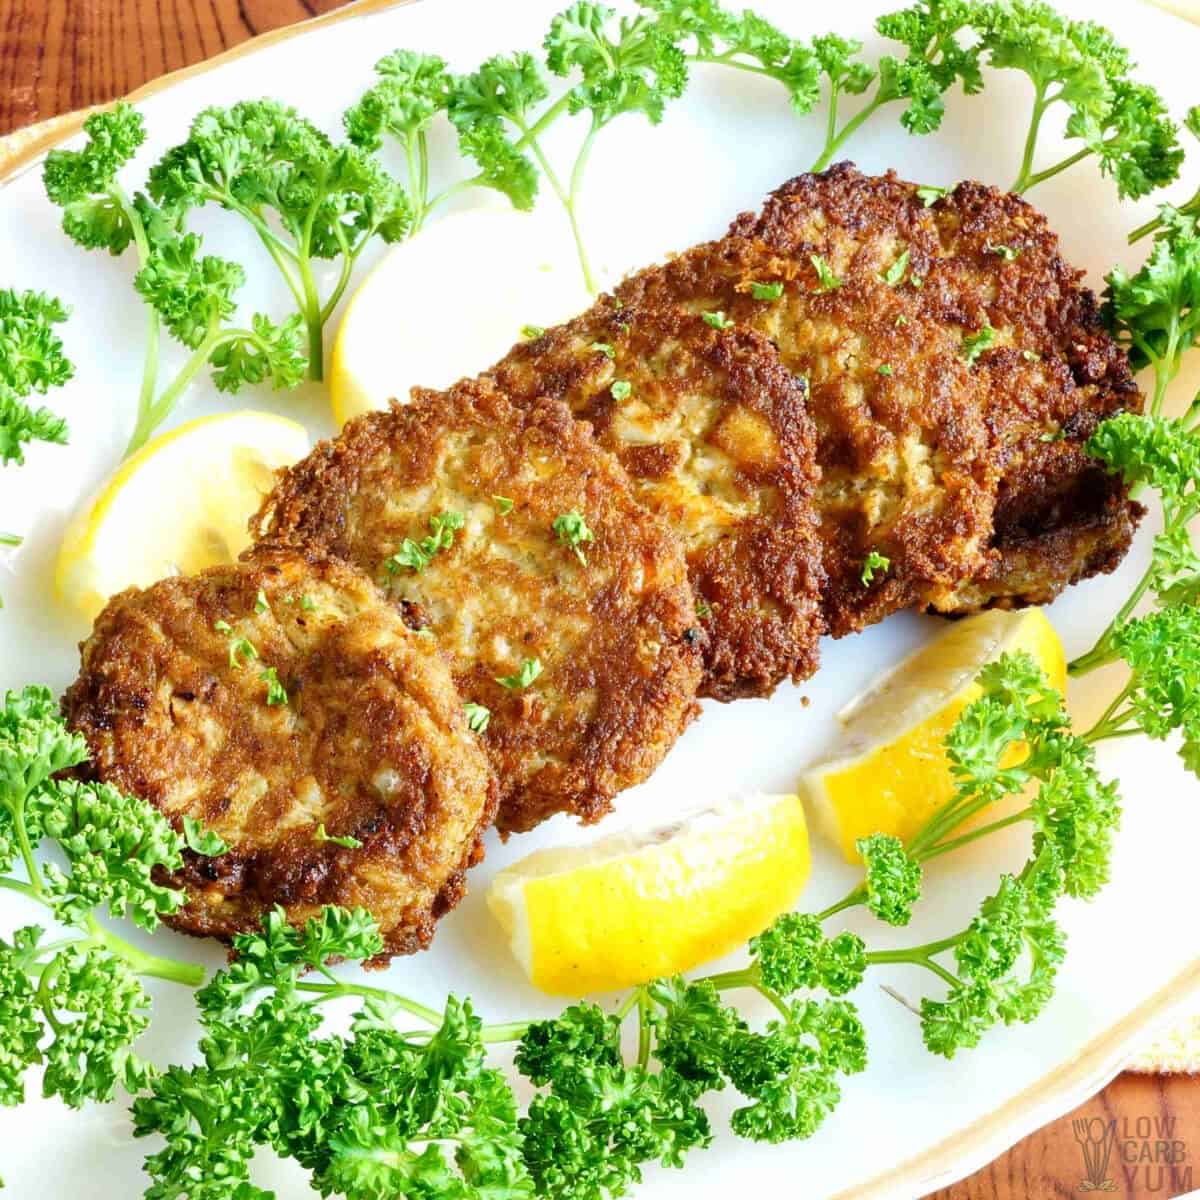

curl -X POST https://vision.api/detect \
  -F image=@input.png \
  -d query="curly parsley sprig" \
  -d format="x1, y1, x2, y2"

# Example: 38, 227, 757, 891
0, 686, 204, 1136
976, 1, 1184, 199
43, 104, 306, 456
0, 289, 73, 550
150, 99, 411, 381
1071, 207, 1200, 679
439, 3, 686, 295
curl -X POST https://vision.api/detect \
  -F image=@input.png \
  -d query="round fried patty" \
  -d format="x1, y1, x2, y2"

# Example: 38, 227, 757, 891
253, 380, 703, 834
615, 162, 1142, 635
62, 545, 497, 959
488, 302, 825, 700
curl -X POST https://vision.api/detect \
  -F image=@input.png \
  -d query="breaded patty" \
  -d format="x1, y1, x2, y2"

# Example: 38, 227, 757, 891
62, 545, 497, 959
488, 303, 825, 700
615, 163, 1143, 636
253, 381, 703, 833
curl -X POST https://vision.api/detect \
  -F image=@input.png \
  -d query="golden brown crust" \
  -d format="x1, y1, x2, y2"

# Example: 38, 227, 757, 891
614, 162, 1143, 634
253, 381, 703, 834
62, 545, 497, 960
487, 302, 825, 700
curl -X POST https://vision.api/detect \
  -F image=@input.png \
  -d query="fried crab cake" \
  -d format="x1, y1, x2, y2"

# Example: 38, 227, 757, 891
62, 545, 497, 959
615, 162, 1142, 635
253, 380, 703, 834
488, 302, 825, 700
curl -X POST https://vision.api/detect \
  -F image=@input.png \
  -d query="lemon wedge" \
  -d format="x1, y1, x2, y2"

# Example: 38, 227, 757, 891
801, 608, 1066, 863
330, 207, 592, 428
56, 411, 310, 623
487, 793, 810, 996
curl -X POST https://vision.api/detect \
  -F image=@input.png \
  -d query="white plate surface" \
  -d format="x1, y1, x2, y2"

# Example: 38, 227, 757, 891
2, 2, 1199, 1197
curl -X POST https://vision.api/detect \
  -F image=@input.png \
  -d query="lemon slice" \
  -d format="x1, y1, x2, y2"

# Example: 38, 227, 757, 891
56, 411, 310, 623
487, 793, 810, 996
330, 207, 592, 428
801, 608, 1066, 863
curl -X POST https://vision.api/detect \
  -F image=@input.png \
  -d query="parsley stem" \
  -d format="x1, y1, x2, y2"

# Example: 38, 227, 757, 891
754, 982, 793, 1022
87, 921, 206, 987
111, 182, 162, 452
0, 875, 47, 905
565, 117, 601, 295
1019, 145, 1092, 194
685, 53, 782, 81
1011, 82, 1051, 194
811, 93, 887, 173
921, 808, 1033, 860
636, 990, 652, 1069
294, 979, 444, 1026
817, 887, 866, 921
1069, 557, 1157, 676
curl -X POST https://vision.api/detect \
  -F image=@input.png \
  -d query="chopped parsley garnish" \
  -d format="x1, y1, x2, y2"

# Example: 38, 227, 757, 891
696, 599, 713, 619
1022, 348, 1040, 362
809, 254, 842, 291
882, 248, 910, 286
611, 379, 632, 400
521, 324, 545, 339
750, 280, 784, 301
300, 594, 316, 611
182, 815, 228, 857
909, 273, 924, 289
255, 589, 270, 615
552, 510, 595, 565
861, 550, 890, 585
314, 823, 363, 850
260, 666, 288, 706
464, 702, 491, 733
877, 364, 894, 377
385, 510, 465, 575
895, 314, 909, 328
492, 495, 514, 515
589, 341, 616, 359
916, 185, 947, 207
703, 310, 735, 330
495, 657, 543, 690
961, 325, 996, 366
988, 243, 1021, 261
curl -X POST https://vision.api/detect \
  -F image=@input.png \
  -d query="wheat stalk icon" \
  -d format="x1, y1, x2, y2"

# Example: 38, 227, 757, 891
1074, 1118, 1118, 1191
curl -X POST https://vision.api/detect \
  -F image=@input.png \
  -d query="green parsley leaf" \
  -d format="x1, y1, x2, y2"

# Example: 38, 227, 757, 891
254, 589, 269, 615
495, 657, 543, 690
313, 823, 364, 850
522, 324, 547, 339
750, 280, 784, 301
384, 509, 466, 574
553, 510, 595, 565
989, 243, 1021, 261
960, 324, 996, 365
611, 378, 632, 400
260, 666, 288, 707
916, 184, 947, 206
182, 815, 229, 857
493, 495, 515, 515
464, 702, 492, 733
589, 340, 616, 358
882, 247, 910, 286
878, 363, 894, 377
809, 253, 842, 291
861, 550, 890, 585
702, 310, 735, 330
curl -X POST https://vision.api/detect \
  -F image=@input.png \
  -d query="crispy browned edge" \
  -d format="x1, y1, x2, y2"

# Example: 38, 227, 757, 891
62, 544, 498, 961
487, 301, 827, 700
614, 162, 1145, 631
253, 381, 704, 834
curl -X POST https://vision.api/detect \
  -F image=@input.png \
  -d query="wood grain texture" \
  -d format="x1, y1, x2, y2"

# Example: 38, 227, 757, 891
0, 0, 349, 136
0, 2, 1197, 1198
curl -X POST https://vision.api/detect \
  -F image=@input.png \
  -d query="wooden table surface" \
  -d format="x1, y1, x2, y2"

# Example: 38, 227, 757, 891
2, 2, 1198, 1197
